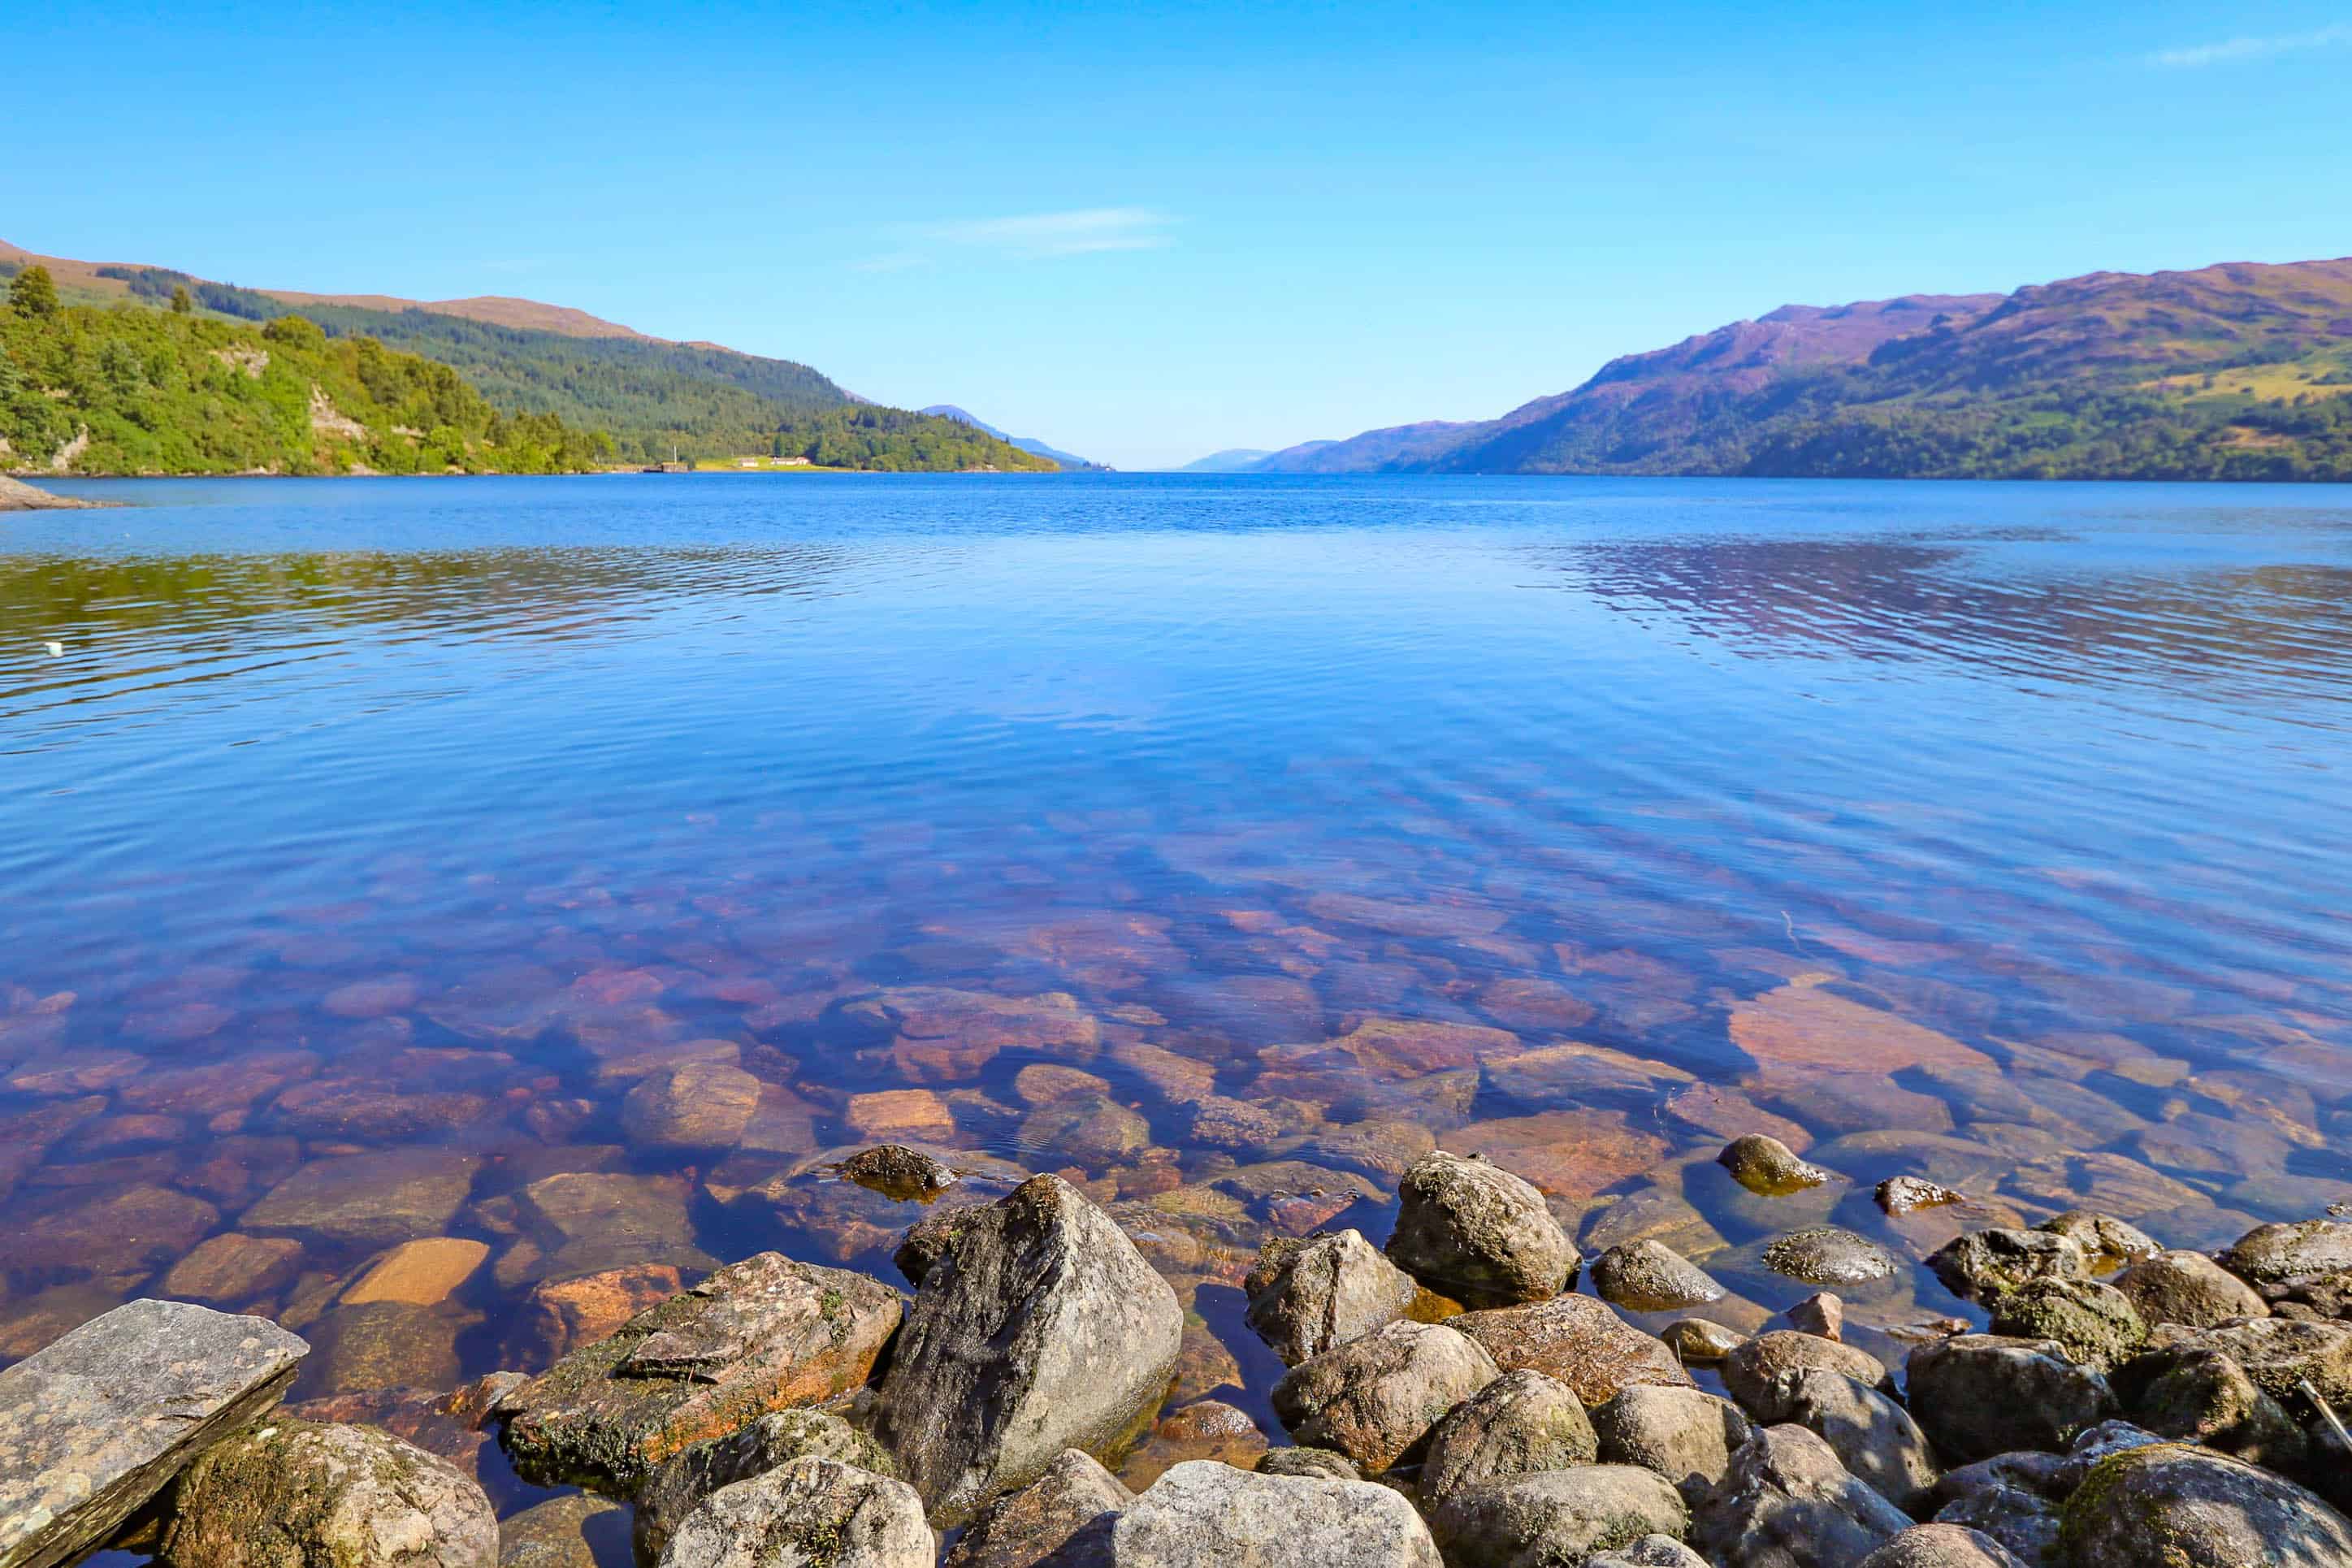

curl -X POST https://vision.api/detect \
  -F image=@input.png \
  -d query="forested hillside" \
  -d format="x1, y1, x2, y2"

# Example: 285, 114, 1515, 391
0, 243, 1059, 473
0, 268, 612, 475
1245, 258, 2352, 481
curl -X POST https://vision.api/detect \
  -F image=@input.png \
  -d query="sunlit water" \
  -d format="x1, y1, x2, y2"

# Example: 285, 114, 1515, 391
5, 473, 2351, 1511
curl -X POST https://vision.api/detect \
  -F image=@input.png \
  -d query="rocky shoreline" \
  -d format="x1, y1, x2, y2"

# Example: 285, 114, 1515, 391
2, 1142, 2348, 1568
0, 475, 112, 510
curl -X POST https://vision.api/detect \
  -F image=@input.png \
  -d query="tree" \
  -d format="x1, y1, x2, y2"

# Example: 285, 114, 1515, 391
171, 284, 193, 315
8, 264, 58, 317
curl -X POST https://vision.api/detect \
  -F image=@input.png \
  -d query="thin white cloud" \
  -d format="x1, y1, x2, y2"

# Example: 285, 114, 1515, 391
2146, 22, 2352, 67
860, 207, 1176, 270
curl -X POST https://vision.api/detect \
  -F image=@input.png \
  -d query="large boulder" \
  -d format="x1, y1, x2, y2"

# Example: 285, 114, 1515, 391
1419, 1369, 1598, 1506
946, 1449, 1132, 1568
497, 1254, 902, 1492
1855, 1525, 2026, 1567
634, 1409, 895, 1564
2134, 1347, 2309, 1470
1592, 1384, 1754, 1505
1432, 1466, 1689, 1568
1046, 1460, 1442, 1567
160, 1419, 496, 1568
2114, 1250, 2268, 1328
1904, 1336, 2116, 1464
1722, 1332, 1891, 1423
1763, 1368, 1939, 1514
875, 1175, 1183, 1526
1689, 1425, 1911, 1568
1270, 1319, 1499, 1471
1449, 1293, 1695, 1407
659, 1458, 933, 1568
2056, 1442, 2352, 1567
0, 1300, 308, 1568
1244, 1229, 1419, 1367
1925, 1232, 2086, 1305
2182, 1315, 2352, 1405
1982, 1279, 2147, 1373
1385, 1152, 1579, 1308
2217, 1219, 2352, 1298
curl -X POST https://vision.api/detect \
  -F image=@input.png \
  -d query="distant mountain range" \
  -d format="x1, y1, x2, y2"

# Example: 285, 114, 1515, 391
1176, 448, 1276, 472
920, 405, 1107, 470
0, 240, 1054, 472
1215, 258, 2352, 481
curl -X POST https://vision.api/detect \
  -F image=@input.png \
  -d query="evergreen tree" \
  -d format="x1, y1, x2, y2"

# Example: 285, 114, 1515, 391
171, 284, 193, 314
8, 265, 58, 317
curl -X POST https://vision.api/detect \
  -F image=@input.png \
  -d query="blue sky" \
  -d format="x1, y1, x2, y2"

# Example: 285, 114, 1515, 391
11, 2, 2352, 468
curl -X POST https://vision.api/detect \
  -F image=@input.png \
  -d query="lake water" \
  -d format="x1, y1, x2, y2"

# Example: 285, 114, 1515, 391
5, 473, 2352, 1505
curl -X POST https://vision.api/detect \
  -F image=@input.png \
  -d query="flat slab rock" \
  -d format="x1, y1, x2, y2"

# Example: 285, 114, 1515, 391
0, 1300, 308, 1568
496, 1252, 902, 1492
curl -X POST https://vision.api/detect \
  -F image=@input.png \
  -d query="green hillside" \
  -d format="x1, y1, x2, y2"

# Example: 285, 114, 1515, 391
1254, 258, 2352, 482
0, 247, 1059, 474
1, 272, 611, 476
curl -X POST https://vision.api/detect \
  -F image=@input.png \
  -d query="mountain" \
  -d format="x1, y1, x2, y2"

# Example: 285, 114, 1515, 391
1245, 258, 2352, 482
921, 405, 1107, 470
1176, 448, 1276, 472
0, 240, 1055, 473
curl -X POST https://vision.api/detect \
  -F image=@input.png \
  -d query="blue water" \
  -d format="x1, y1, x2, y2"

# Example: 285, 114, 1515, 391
3, 473, 2350, 1433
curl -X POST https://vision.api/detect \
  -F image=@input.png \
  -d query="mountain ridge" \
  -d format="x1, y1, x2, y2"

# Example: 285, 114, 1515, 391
1241, 257, 2352, 482
920, 405, 1107, 470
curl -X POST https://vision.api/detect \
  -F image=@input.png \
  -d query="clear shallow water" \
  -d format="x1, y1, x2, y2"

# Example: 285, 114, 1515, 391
5, 473, 2352, 1498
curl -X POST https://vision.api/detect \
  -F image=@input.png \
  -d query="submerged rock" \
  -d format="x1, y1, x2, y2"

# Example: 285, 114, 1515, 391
240, 1149, 481, 1248
496, 1252, 903, 1492
660, 1457, 933, 1568
1763, 1227, 1902, 1289
946, 1449, 1132, 1568
1270, 1319, 1499, 1471
1449, 1293, 1695, 1407
1878, 1176, 1964, 1216
1385, 1151, 1579, 1308
874, 1174, 1182, 1526
1054, 1459, 1441, 1568
1243, 1228, 1419, 1367
2056, 1441, 2352, 1568
1419, 1369, 1598, 1506
1720, 1135, 1834, 1196
634, 1408, 896, 1564
1432, 1466, 1688, 1568
161, 1418, 496, 1568
0, 1300, 308, 1568
840, 1144, 959, 1199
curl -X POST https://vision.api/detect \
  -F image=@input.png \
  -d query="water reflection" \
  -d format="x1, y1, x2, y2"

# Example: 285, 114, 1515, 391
1, 474, 2349, 1510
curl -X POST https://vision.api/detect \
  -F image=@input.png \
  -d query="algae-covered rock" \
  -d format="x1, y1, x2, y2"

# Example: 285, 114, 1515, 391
161, 1419, 496, 1568
496, 1252, 903, 1492
659, 1457, 933, 1568
1984, 1277, 2147, 1373
634, 1408, 896, 1564
2057, 1441, 2352, 1567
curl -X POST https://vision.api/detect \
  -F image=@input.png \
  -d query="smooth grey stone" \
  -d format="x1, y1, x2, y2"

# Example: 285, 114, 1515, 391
1244, 1229, 1419, 1367
1432, 1466, 1687, 1568
1691, 1425, 1911, 1568
1386, 1152, 1579, 1309
1043, 1460, 1441, 1568
661, 1458, 932, 1568
1592, 1384, 1753, 1505
0, 1299, 307, 1568
1765, 1367, 1940, 1513
1419, 1370, 1596, 1507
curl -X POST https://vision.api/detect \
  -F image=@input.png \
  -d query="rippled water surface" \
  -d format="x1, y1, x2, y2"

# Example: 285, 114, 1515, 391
5, 473, 2352, 1501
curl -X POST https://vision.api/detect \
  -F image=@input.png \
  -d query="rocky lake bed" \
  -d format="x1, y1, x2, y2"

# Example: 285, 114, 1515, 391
7, 479, 2352, 1564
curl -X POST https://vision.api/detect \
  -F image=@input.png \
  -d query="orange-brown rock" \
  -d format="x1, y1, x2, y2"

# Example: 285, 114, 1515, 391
1451, 1111, 1671, 1201
847, 1089, 956, 1141
1450, 1293, 1696, 1408
510, 1263, 689, 1367
339, 1237, 491, 1307
497, 1252, 904, 1490
847, 987, 1101, 1082
1728, 977, 1995, 1076
161, 1232, 306, 1306
1479, 978, 1598, 1034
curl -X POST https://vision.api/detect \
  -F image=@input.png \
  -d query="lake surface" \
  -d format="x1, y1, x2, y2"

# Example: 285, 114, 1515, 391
6, 473, 2352, 1503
